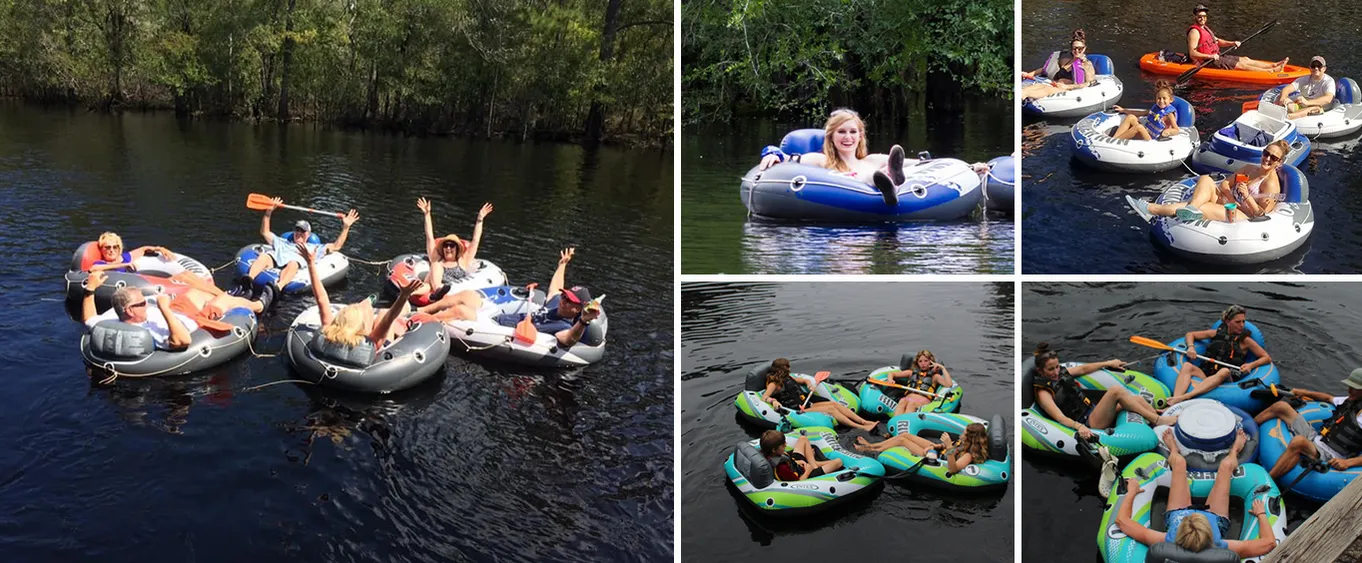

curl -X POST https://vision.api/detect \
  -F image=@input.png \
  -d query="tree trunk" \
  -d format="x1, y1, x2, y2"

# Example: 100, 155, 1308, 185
584, 0, 622, 142
276, 0, 298, 120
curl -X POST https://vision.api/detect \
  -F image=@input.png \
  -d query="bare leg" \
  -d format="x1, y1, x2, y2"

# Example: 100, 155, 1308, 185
1168, 367, 1232, 405
1268, 435, 1318, 478
1171, 362, 1205, 397
855, 433, 938, 455
1254, 401, 1300, 426
809, 402, 876, 431
1234, 57, 1287, 72
895, 395, 929, 416
1089, 386, 1177, 429
1164, 429, 1194, 510
246, 253, 277, 280
419, 289, 483, 321
1112, 115, 1144, 139
277, 261, 301, 288
1147, 176, 1221, 216
1208, 430, 1246, 517
205, 293, 264, 315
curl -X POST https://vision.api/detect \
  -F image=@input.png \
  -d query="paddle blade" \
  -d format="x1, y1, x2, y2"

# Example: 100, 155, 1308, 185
1242, 101, 1260, 113
514, 315, 538, 345
246, 193, 280, 211
813, 371, 831, 383
1129, 336, 1177, 352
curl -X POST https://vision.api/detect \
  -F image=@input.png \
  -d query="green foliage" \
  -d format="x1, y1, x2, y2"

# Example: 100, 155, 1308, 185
682, 0, 1013, 123
0, 0, 673, 145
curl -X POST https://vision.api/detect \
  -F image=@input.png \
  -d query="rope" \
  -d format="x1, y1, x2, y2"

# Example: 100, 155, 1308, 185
345, 257, 391, 266
208, 258, 238, 273
86, 335, 244, 384
450, 329, 507, 352
245, 335, 281, 358
241, 379, 317, 392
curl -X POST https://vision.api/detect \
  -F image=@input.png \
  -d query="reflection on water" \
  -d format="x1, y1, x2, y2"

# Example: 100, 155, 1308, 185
740, 220, 1013, 274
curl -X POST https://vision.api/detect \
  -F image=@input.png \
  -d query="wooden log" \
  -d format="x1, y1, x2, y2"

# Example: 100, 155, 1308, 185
1264, 474, 1362, 562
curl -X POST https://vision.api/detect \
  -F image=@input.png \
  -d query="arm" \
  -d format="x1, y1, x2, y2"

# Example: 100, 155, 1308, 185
1184, 328, 1218, 356
1035, 389, 1089, 437
1243, 339, 1272, 370
1291, 388, 1336, 402
762, 382, 782, 407
1305, 91, 1336, 108
1161, 112, 1180, 137
324, 209, 360, 254
462, 203, 493, 269
1067, 359, 1125, 377
260, 198, 280, 244
417, 197, 437, 257
546, 247, 574, 297
80, 271, 108, 323
300, 242, 333, 326
1279, 82, 1300, 102
1226, 500, 1276, 557
934, 364, 953, 388
155, 295, 194, 350
946, 450, 973, 473
552, 304, 601, 348
1115, 479, 1167, 546
369, 280, 421, 347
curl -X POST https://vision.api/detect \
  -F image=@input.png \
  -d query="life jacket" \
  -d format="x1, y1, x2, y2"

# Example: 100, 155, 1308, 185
905, 367, 941, 394
768, 454, 801, 481
1203, 324, 1247, 365
1032, 367, 1091, 421
1144, 103, 1178, 137
1072, 60, 1087, 84
1320, 398, 1362, 456
771, 377, 805, 406
1189, 23, 1219, 56
1043, 51, 1062, 79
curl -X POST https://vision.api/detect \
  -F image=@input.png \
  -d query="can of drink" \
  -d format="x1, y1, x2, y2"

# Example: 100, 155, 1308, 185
1225, 202, 1238, 222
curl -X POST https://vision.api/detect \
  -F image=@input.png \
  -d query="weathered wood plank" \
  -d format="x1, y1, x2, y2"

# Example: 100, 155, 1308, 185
1264, 475, 1362, 563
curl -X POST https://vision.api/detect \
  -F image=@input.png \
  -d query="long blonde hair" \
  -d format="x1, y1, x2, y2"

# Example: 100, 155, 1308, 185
956, 423, 990, 464
1175, 512, 1214, 552
320, 304, 368, 347
822, 109, 868, 173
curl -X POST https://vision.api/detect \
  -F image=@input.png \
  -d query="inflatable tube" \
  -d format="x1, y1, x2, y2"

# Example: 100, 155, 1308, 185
1071, 98, 1199, 173
1023, 56, 1124, 117
1139, 52, 1309, 85
1140, 165, 1313, 265
1192, 103, 1310, 173
284, 304, 450, 393
1152, 321, 1280, 413
740, 129, 983, 222
80, 308, 257, 377
1021, 358, 1172, 461
875, 412, 1011, 492
1152, 399, 1260, 471
734, 362, 861, 429
1258, 400, 1360, 503
64, 241, 213, 311
983, 155, 1016, 213
233, 233, 350, 294
442, 285, 607, 368
382, 254, 509, 304
1096, 452, 1287, 563
856, 355, 962, 417
1260, 77, 1362, 139
724, 425, 885, 517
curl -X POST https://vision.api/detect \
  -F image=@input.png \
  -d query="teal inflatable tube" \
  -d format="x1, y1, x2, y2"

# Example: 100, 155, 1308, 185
875, 411, 1011, 492
1021, 359, 1171, 462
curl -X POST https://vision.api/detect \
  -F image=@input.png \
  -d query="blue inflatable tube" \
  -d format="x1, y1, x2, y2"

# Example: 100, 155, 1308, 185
1152, 320, 1280, 413
1257, 400, 1359, 503
983, 155, 1015, 213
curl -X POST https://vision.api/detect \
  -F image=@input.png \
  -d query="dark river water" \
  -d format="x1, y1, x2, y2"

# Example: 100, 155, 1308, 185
1022, 0, 1362, 273
1021, 282, 1356, 561
681, 99, 1015, 275
0, 103, 674, 562
681, 282, 1014, 562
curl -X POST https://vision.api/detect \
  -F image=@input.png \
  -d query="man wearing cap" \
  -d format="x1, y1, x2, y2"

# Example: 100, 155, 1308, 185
501, 247, 602, 347
1256, 368, 1362, 477
1277, 56, 1336, 119
243, 196, 360, 293
1187, 5, 1287, 73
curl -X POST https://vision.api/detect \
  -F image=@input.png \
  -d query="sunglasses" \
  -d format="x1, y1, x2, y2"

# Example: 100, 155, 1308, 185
127, 300, 147, 309
1263, 152, 1283, 163
1311, 63, 1324, 69
1072, 44, 1086, 51
100, 244, 122, 250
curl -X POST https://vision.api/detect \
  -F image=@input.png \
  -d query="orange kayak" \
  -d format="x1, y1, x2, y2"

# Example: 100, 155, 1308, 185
1138, 52, 1309, 85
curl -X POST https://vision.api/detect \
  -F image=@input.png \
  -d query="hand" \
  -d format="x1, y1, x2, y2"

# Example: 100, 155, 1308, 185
581, 305, 602, 323
1126, 477, 1144, 495
759, 154, 782, 171
341, 209, 360, 227
398, 278, 424, 297
85, 270, 108, 290
1329, 458, 1354, 470
158, 247, 176, 261
1075, 423, 1094, 440
768, 398, 782, 409
932, 361, 945, 370
1233, 41, 1242, 48
1021, 71, 1035, 80
1213, 53, 1220, 61
1108, 359, 1127, 370
1182, 348, 1197, 359
477, 202, 494, 220
153, 294, 172, 309
558, 247, 576, 265
1239, 363, 1253, 374
1251, 499, 1265, 516
416, 197, 431, 215
296, 242, 315, 264
266, 196, 283, 215
1111, 105, 1125, 113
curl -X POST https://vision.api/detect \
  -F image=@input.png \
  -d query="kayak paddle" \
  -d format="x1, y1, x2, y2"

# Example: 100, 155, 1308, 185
246, 193, 345, 218
1176, 19, 1280, 85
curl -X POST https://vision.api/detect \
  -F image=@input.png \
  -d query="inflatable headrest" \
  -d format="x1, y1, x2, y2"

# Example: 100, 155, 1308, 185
308, 335, 376, 369
1279, 165, 1308, 204
1337, 77, 1360, 105
900, 353, 914, 371
1144, 541, 1239, 563
745, 363, 775, 392
1088, 54, 1115, 76
779, 129, 825, 155
1021, 356, 1038, 409
989, 414, 1009, 462
279, 231, 323, 245
88, 321, 156, 359
1171, 96, 1196, 128
73, 241, 102, 272
733, 442, 775, 489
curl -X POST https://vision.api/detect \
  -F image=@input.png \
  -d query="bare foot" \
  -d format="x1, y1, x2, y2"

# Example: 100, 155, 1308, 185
860, 422, 877, 432
1164, 395, 1182, 408
854, 437, 873, 452
1231, 428, 1247, 457
1161, 427, 1179, 452
1156, 415, 1178, 427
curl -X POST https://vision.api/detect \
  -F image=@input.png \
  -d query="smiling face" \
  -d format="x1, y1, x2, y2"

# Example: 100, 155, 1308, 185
1261, 144, 1285, 169
829, 119, 863, 156
1310, 60, 1326, 78
821, 110, 868, 167
1193, 10, 1208, 24
1071, 40, 1086, 57
1155, 90, 1173, 109
915, 352, 935, 370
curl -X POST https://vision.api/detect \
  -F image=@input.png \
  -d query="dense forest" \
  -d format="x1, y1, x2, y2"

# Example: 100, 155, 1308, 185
682, 0, 1012, 123
0, 0, 673, 146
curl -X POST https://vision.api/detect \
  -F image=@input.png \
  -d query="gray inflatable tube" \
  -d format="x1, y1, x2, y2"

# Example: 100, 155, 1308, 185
80, 309, 258, 377
285, 304, 452, 393
443, 285, 608, 368
65, 241, 214, 310
382, 253, 509, 302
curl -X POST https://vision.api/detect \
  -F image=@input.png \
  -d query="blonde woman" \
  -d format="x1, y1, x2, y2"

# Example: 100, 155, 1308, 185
88, 232, 177, 273
1116, 429, 1276, 559
1129, 140, 1288, 223
855, 422, 989, 473
410, 198, 493, 306
300, 242, 420, 351
882, 349, 955, 415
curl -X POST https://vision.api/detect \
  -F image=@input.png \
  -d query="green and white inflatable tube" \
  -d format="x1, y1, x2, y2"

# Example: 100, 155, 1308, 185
724, 426, 885, 516
1021, 359, 1171, 462
875, 411, 1011, 492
